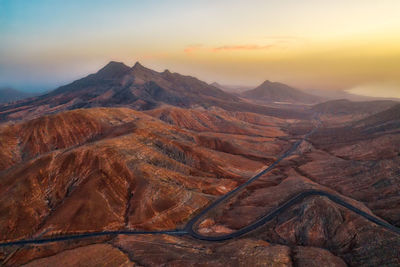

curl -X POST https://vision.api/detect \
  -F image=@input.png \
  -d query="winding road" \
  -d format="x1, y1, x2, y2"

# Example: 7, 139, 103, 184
1, 118, 399, 248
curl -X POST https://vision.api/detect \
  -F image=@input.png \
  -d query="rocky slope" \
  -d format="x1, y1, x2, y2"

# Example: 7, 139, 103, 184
301, 105, 400, 228
0, 107, 290, 243
312, 99, 397, 116
192, 137, 400, 266
311, 99, 398, 125
0, 101, 399, 265
0, 62, 308, 122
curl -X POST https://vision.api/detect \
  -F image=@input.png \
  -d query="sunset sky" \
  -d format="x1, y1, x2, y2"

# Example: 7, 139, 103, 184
1, 0, 399, 98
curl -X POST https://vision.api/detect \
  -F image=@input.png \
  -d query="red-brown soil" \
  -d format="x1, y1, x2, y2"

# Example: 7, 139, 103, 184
0, 98, 399, 266
3, 234, 346, 266
0, 107, 289, 242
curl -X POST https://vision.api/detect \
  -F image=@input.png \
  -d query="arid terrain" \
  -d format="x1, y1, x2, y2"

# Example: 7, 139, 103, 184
0, 62, 399, 266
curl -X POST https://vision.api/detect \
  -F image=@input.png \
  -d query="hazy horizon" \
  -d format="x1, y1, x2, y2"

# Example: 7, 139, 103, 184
1, 0, 400, 98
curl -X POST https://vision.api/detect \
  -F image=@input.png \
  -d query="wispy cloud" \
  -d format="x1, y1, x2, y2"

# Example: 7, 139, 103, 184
184, 44, 204, 54
183, 43, 277, 54
181, 36, 306, 54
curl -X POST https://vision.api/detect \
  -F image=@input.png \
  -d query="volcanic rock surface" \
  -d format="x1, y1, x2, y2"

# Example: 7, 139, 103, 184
0, 68, 399, 266
1, 107, 292, 242
0, 62, 308, 122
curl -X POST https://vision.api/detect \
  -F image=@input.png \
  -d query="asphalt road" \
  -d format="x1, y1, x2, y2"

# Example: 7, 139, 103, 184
1, 117, 399, 248
187, 189, 400, 241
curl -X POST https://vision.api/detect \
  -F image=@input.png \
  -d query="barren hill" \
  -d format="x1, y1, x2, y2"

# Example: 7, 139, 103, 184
242, 80, 321, 104
0, 62, 309, 121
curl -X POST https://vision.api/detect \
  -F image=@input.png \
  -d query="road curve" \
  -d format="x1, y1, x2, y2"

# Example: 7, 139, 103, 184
187, 189, 400, 241
0, 135, 305, 248
1, 118, 399, 248
184, 117, 320, 232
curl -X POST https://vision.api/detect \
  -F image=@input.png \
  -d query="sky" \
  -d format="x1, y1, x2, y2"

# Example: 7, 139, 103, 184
0, 0, 399, 98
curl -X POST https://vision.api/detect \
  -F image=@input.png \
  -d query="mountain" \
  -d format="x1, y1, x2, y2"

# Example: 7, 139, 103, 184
352, 103, 400, 133
0, 106, 289, 241
2, 106, 399, 266
43, 61, 239, 110
0, 62, 239, 121
0, 87, 36, 103
312, 99, 397, 116
2, 63, 399, 266
210, 82, 252, 93
50, 62, 237, 104
0, 62, 309, 121
210, 82, 225, 90
304, 88, 400, 102
354, 103, 400, 124
242, 80, 322, 104
1, 105, 400, 266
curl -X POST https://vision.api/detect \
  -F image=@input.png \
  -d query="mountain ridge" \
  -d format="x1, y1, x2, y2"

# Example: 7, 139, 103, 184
312, 99, 398, 116
242, 80, 322, 104
0, 62, 308, 121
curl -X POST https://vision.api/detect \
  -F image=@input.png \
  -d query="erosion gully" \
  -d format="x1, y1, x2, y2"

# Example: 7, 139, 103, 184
1, 116, 399, 247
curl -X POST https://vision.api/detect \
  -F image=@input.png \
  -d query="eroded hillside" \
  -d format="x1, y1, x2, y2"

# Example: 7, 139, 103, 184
0, 88, 399, 266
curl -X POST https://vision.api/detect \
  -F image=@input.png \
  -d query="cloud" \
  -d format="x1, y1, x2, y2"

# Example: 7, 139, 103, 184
184, 44, 204, 54
183, 44, 277, 54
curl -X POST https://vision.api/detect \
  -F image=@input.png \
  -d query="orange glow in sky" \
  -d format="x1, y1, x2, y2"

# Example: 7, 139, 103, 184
1, 0, 400, 98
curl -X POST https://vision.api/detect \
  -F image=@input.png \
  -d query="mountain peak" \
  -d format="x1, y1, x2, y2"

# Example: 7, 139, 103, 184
260, 80, 274, 86
102, 61, 130, 70
210, 82, 224, 90
131, 61, 160, 80
132, 61, 145, 69
96, 61, 131, 79
131, 61, 154, 73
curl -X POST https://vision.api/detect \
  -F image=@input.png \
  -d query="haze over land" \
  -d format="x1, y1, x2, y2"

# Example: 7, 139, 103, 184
1, 1, 400, 266
1, 0, 400, 98
0, 61, 399, 266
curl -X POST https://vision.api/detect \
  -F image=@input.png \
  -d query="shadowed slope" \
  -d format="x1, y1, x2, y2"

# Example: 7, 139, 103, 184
0, 62, 310, 122
0, 108, 138, 170
302, 105, 400, 227
0, 107, 290, 242
243, 80, 321, 104
0, 88, 37, 104
312, 99, 397, 116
